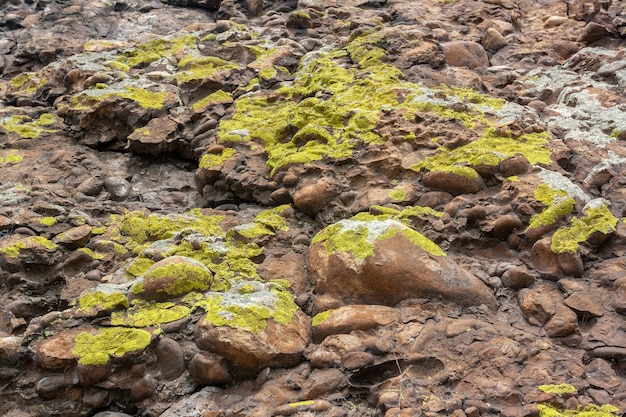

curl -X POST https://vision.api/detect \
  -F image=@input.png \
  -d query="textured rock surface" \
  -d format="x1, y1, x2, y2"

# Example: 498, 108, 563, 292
1, 0, 626, 415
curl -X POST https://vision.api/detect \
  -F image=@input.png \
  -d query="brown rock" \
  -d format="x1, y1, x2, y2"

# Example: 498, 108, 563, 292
441, 41, 489, 69
518, 284, 561, 326
305, 334, 366, 369
308, 219, 496, 308
128, 117, 178, 156
564, 292, 604, 318
257, 252, 308, 295
482, 28, 507, 51
557, 252, 584, 277
312, 304, 401, 342
493, 214, 523, 239
155, 337, 185, 380
578, 22, 611, 43
194, 309, 311, 377
530, 237, 561, 277
130, 374, 158, 402
422, 170, 485, 195
76, 176, 103, 196
544, 305, 579, 338
77, 362, 111, 386
585, 358, 622, 390
0, 336, 21, 365
499, 155, 530, 177
302, 368, 347, 398
133, 256, 213, 301
53, 224, 93, 249
293, 178, 337, 216
189, 352, 231, 385
501, 266, 536, 289
36, 328, 83, 369
36, 375, 72, 399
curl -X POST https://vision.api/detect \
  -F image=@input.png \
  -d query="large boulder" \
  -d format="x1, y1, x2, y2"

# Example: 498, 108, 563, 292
307, 216, 496, 308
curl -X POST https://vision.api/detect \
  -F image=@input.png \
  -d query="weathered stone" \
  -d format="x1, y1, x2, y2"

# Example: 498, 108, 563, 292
301, 368, 347, 398
530, 237, 561, 277
422, 170, 485, 195
308, 218, 496, 308
293, 179, 337, 216
544, 305, 579, 338
156, 337, 185, 380
189, 352, 231, 385
585, 358, 622, 390
305, 334, 366, 369
481, 28, 507, 51
492, 214, 523, 239
36, 328, 83, 369
441, 41, 489, 69
557, 252, 584, 277
103, 176, 131, 201
518, 284, 561, 326
312, 304, 401, 342
564, 292, 604, 318
132, 256, 213, 301
501, 266, 536, 289
53, 224, 92, 249
130, 374, 158, 402
0, 336, 21, 365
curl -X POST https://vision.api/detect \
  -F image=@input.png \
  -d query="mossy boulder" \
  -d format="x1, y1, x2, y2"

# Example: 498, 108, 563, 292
307, 215, 496, 308
132, 256, 213, 301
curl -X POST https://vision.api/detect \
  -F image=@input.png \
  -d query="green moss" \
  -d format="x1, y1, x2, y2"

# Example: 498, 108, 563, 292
528, 184, 576, 230
312, 310, 331, 326
176, 56, 239, 83
292, 10, 311, 19
117, 34, 197, 69
133, 257, 212, 297
118, 87, 167, 109
0, 149, 23, 165
389, 189, 406, 201
0, 236, 58, 258
111, 300, 191, 327
312, 215, 445, 260
551, 203, 619, 254
192, 89, 233, 111
126, 257, 156, 278
77, 290, 129, 313
39, 216, 57, 226
412, 129, 551, 177
233, 205, 290, 239
538, 384, 577, 395
199, 148, 236, 169
72, 327, 152, 365
0, 113, 56, 139
538, 404, 618, 417
198, 295, 272, 334
77, 247, 104, 260
258, 67, 278, 80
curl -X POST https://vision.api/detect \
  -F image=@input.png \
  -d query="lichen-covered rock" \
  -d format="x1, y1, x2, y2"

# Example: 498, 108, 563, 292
307, 214, 496, 308
132, 256, 213, 302
311, 304, 401, 343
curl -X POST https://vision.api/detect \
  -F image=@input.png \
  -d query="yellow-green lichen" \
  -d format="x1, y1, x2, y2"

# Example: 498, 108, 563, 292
72, 327, 152, 365
126, 257, 156, 277
199, 148, 236, 169
176, 56, 239, 83
312, 310, 331, 326
111, 300, 191, 327
9, 72, 46, 94
192, 89, 233, 111
233, 205, 290, 239
132, 257, 212, 297
528, 184, 576, 230
0, 113, 56, 139
77, 290, 129, 314
289, 400, 315, 407
538, 384, 577, 395
118, 87, 167, 109
39, 216, 57, 226
77, 247, 104, 260
551, 203, 618, 254
412, 130, 551, 177
0, 236, 58, 258
312, 215, 445, 260
389, 189, 406, 201
0, 149, 23, 165
538, 404, 618, 417
116, 34, 197, 69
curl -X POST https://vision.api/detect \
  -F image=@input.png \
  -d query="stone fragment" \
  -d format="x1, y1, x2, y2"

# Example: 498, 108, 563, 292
557, 252, 584, 277
93, 412, 134, 417
501, 266, 536, 289
127, 117, 178, 156
36, 328, 84, 369
578, 22, 610, 43
36, 375, 71, 399
194, 309, 311, 377
544, 305, 579, 338
308, 218, 496, 308
585, 358, 622, 390
564, 292, 604, 318
312, 305, 401, 342
103, 176, 131, 201
189, 352, 231, 385
518, 284, 561, 326
499, 155, 530, 177
132, 256, 213, 302
301, 368, 347, 398
293, 179, 337, 216
156, 337, 185, 380
544, 16, 570, 28
305, 334, 366, 369
77, 362, 111, 386
493, 214, 523, 239
273, 400, 332, 416
53, 224, 92, 249
0, 336, 21, 365
530, 237, 561, 277
76, 176, 103, 196
130, 374, 158, 402
422, 170, 485, 195
441, 41, 489, 69
482, 28, 507, 51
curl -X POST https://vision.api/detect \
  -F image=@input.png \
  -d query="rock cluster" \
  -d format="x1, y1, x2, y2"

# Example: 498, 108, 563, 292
1, 0, 626, 416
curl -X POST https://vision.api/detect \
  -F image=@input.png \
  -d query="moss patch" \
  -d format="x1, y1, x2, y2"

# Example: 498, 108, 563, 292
232, 205, 290, 239
0, 236, 58, 258
312, 310, 331, 326
551, 202, 618, 254
192, 89, 233, 111
538, 384, 577, 395
199, 148, 236, 169
538, 404, 618, 417
132, 257, 213, 298
0, 114, 56, 139
528, 183, 576, 230
111, 300, 191, 327
77, 289, 129, 314
0, 150, 23, 165
72, 327, 152, 365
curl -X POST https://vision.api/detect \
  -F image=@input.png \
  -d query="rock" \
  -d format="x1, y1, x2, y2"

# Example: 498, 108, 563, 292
36, 328, 84, 369
132, 256, 213, 301
530, 237, 561, 277
492, 214, 523, 239
53, 224, 92, 249
308, 216, 496, 308
312, 305, 401, 342
481, 28, 507, 51
441, 41, 489, 69
127, 116, 179, 156
557, 252, 584, 277
564, 292, 604, 318
501, 266, 536, 289
130, 373, 158, 402
0, 336, 21, 365
305, 334, 366, 369
544, 305, 579, 338
93, 412, 134, 417
422, 170, 485, 195
194, 309, 311, 378
544, 16, 570, 28
499, 155, 530, 177
578, 22, 611, 43
585, 358, 622, 391
293, 179, 337, 216
301, 368, 347, 398
76, 175, 104, 196
77, 362, 111, 386
36, 375, 71, 399
189, 352, 231, 385
155, 337, 185, 380
518, 284, 561, 326
103, 176, 131, 201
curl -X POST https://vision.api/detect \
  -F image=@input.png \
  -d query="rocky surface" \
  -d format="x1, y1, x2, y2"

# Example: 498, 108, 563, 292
1, 0, 626, 416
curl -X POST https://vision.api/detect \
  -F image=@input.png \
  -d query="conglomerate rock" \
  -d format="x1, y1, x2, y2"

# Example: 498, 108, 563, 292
1, 0, 626, 416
